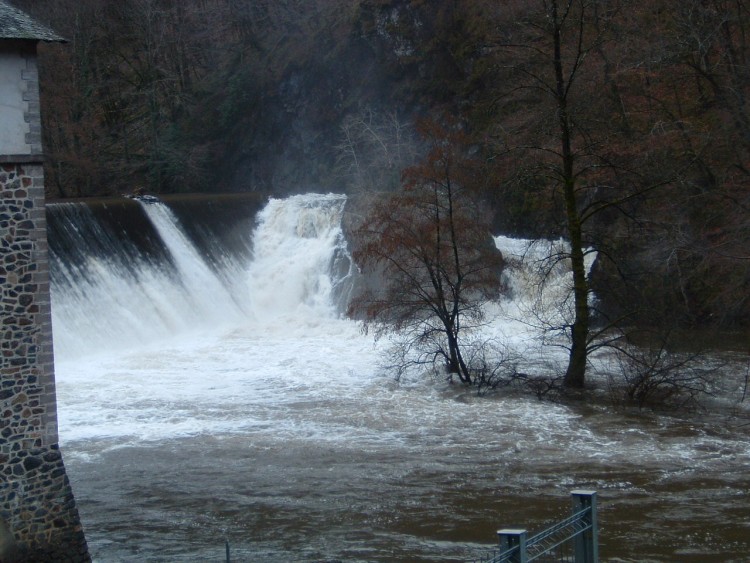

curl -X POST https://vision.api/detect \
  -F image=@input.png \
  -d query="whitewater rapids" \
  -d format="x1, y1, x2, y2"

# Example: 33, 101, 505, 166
48, 193, 750, 562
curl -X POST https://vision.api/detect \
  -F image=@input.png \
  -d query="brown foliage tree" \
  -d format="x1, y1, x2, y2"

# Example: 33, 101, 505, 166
349, 117, 504, 384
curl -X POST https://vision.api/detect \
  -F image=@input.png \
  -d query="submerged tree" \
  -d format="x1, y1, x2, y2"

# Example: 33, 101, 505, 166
349, 117, 504, 384
486, 0, 683, 389
478, 0, 608, 388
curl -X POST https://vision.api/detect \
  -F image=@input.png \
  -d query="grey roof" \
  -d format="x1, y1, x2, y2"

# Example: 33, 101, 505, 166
0, 0, 65, 42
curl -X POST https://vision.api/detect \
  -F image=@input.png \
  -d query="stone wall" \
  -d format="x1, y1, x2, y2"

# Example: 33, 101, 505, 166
0, 42, 42, 158
0, 163, 89, 561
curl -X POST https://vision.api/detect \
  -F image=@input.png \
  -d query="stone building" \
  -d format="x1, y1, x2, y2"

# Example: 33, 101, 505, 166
0, 1, 90, 560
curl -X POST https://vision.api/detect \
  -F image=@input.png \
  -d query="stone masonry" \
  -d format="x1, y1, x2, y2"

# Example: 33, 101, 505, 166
1, 164, 89, 561
1, 2, 89, 559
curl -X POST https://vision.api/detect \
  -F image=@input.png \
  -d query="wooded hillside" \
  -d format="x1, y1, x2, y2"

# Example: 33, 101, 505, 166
14, 0, 750, 332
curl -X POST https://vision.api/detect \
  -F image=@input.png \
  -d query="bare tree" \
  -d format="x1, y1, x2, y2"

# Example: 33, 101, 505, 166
485, 0, 612, 388
487, 0, 686, 388
349, 117, 504, 384
608, 333, 717, 409
335, 107, 420, 193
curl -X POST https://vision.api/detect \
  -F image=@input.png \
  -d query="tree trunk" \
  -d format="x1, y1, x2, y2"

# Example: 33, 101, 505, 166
564, 226, 590, 388
445, 323, 471, 384
551, 0, 590, 388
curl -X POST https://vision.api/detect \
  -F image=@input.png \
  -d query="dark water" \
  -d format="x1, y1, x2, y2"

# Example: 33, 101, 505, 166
62, 397, 750, 563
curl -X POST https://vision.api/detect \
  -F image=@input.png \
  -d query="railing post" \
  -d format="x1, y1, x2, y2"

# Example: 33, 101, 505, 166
497, 528, 528, 563
571, 490, 598, 563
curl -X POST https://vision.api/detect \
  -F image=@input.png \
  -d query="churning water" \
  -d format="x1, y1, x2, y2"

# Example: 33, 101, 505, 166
48, 194, 750, 562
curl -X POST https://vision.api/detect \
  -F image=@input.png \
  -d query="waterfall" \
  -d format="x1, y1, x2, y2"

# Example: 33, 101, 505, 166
493, 235, 597, 326
48, 194, 356, 359
486, 236, 598, 365
49, 198, 750, 563
139, 202, 247, 321
246, 193, 355, 323
48, 193, 590, 365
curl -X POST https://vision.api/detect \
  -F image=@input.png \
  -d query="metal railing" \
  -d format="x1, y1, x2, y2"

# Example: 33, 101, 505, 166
476, 490, 598, 563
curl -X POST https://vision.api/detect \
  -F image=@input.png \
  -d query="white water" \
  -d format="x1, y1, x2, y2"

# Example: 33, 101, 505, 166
49, 194, 750, 561
52, 196, 590, 447
54, 194, 369, 444
139, 202, 248, 322
493, 235, 596, 324
246, 193, 354, 322
50, 202, 246, 359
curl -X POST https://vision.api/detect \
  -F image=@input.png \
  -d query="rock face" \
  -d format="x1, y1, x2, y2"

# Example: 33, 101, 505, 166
0, 163, 89, 562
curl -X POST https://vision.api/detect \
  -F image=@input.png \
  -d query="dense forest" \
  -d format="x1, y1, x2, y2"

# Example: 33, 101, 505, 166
14, 0, 750, 339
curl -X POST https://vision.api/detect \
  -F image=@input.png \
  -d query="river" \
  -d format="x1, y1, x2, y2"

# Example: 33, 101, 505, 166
48, 193, 750, 562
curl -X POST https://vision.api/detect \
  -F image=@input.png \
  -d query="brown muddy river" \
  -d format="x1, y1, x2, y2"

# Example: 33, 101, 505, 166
64, 389, 750, 562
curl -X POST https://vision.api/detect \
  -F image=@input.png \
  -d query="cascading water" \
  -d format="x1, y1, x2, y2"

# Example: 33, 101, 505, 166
245, 193, 355, 323
49, 194, 355, 359
47, 194, 750, 562
48, 201, 197, 359
50, 199, 241, 358
138, 202, 247, 321
493, 235, 597, 322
